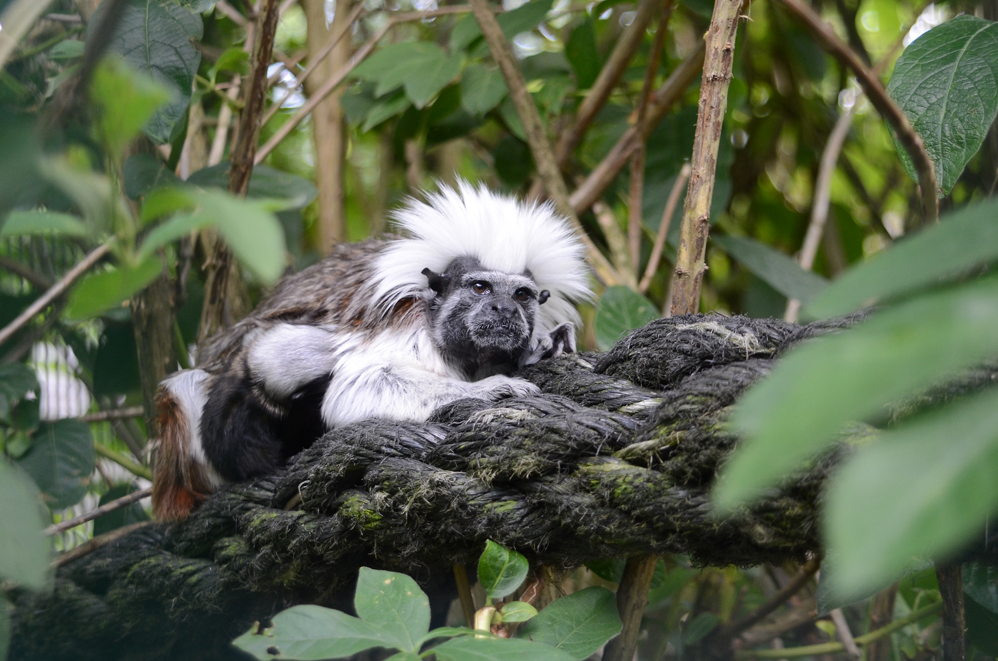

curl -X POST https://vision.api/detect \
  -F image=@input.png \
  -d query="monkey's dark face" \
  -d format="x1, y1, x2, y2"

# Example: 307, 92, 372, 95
423, 257, 545, 379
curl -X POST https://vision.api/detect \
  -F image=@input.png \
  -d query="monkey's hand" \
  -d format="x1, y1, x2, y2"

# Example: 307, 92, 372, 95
519, 322, 577, 368
469, 375, 540, 400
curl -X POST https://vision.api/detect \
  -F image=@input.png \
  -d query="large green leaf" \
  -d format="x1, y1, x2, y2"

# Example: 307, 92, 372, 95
461, 64, 508, 116
352, 42, 460, 109
354, 568, 430, 653
0, 210, 87, 238
433, 636, 576, 661
478, 540, 529, 600
93, 0, 203, 144
188, 190, 287, 284
186, 163, 318, 209
805, 199, 998, 318
0, 363, 39, 422
716, 275, 998, 510
824, 389, 998, 601
90, 57, 171, 157
65, 258, 164, 321
565, 19, 600, 89
518, 587, 622, 660
123, 153, 182, 200
0, 462, 50, 590
594, 286, 659, 351
17, 420, 95, 510
886, 15, 998, 196
232, 604, 394, 660
712, 235, 827, 303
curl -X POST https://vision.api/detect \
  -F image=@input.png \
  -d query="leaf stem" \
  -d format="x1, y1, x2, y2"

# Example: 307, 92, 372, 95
94, 442, 154, 480
735, 601, 943, 659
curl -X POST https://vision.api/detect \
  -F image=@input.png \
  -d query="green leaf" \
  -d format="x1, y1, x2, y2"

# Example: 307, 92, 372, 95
451, 0, 554, 53
210, 47, 249, 78
353, 42, 460, 108
0, 597, 10, 661
716, 275, 998, 510
565, 19, 601, 89
805, 199, 998, 318
886, 15, 998, 196
498, 96, 527, 141
1, 210, 88, 238
140, 187, 197, 222
478, 540, 529, 600
518, 587, 621, 660
361, 91, 411, 132
498, 601, 538, 623
0, 462, 50, 590
384, 653, 421, 661
594, 286, 659, 351
186, 163, 318, 209
823, 389, 998, 601
17, 420, 95, 510
93, 0, 203, 144
0, 363, 39, 419
966, 591, 998, 655
49, 39, 85, 60
964, 562, 998, 613
177, 0, 219, 11
354, 568, 430, 653
187, 190, 287, 283
433, 636, 576, 661
65, 258, 164, 321
138, 212, 214, 260
461, 64, 508, 116
683, 613, 718, 645
232, 604, 394, 660
712, 235, 827, 303
123, 153, 182, 200
92, 483, 150, 536
90, 57, 172, 157
415, 627, 477, 647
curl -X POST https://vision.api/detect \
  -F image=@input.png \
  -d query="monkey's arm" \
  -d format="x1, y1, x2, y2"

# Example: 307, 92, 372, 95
320, 352, 538, 426
519, 323, 577, 368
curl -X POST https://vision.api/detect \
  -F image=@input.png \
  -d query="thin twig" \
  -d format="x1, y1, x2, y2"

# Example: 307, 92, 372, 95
937, 564, 966, 661
254, 21, 393, 164
628, 0, 674, 275
553, 0, 662, 167
260, 0, 365, 127
1, 297, 67, 364
830, 608, 861, 659
53, 522, 152, 568
46, 487, 152, 536
453, 565, 476, 627
569, 44, 705, 215
714, 556, 821, 641
735, 601, 943, 659
215, 1, 248, 26
671, 0, 745, 316
0, 242, 111, 347
784, 105, 854, 322
774, 0, 938, 225
469, 0, 620, 286
94, 443, 154, 480
602, 555, 659, 661
80, 406, 145, 423
639, 163, 690, 293
593, 201, 636, 287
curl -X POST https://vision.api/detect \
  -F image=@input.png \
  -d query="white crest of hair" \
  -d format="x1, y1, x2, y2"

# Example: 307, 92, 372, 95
372, 180, 593, 337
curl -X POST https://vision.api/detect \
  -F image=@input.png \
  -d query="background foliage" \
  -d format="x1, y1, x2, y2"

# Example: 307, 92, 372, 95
2, 0, 998, 658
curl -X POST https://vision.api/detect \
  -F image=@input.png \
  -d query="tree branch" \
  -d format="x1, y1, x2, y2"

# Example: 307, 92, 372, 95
774, 0, 938, 225
671, 0, 744, 316
553, 0, 662, 167
468, 0, 620, 286
46, 487, 152, 536
0, 242, 110, 347
569, 44, 705, 215
639, 163, 689, 294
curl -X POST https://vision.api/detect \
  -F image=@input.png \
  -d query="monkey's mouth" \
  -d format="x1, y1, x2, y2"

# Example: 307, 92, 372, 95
470, 319, 529, 352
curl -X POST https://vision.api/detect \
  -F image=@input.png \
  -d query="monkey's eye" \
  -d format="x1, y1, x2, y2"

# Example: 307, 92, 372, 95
471, 281, 491, 294
514, 288, 533, 302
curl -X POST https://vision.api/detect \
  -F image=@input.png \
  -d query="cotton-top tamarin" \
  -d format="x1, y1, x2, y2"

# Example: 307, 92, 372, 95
151, 182, 592, 521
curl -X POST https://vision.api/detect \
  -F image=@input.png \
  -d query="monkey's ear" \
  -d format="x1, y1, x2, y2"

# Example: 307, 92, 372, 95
422, 268, 447, 295
538, 290, 550, 305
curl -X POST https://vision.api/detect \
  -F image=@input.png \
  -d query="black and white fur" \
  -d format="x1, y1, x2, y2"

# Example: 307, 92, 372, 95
152, 182, 592, 520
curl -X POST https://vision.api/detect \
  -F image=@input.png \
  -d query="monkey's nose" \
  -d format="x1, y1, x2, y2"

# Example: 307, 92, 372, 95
492, 301, 516, 317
